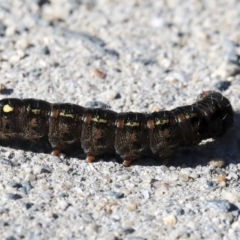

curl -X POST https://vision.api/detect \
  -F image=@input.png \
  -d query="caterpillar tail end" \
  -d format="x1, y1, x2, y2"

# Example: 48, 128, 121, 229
86, 155, 95, 163
123, 159, 132, 167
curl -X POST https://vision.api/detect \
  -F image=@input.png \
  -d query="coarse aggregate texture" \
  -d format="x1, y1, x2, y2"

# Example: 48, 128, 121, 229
0, 0, 240, 239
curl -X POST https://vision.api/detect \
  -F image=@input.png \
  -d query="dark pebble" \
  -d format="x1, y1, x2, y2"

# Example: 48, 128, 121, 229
181, 232, 191, 239
81, 213, 94, 223
53, 213, 58, 219
131, 170, 139, 176
225, 51, 240, 65
133, 58, 156, 65
114, 68, 121, 73
0, 88, 14, 95
41, 167, 52, 174
33, 0, 50, 7
41, 46, 50, 55
21, 181, 33, 194
214, 81, 231, 91
7, 181, 22, 189
103, 48, 120, 59
85, 101, 111, 109
24, 202, 34, 210
114, 93, 121, 99
0, 158, 13, 166
58, 193, 69, 198
222, 39, 239, 49
64, 30, 120, 59
206, 180, 217, 188
123, 227, 135, 234
19, 187, 28, 195
31, 68, 42, 78
0, 20, 6, 37
205, 199, 238, 212
7, 193, 22, 200
5, 236, 17, 240
176, 208, 185, 216
128, 237, 147, 240
107, 191, 124, 199
77, 32, 105, 47
114, 184, 122, 189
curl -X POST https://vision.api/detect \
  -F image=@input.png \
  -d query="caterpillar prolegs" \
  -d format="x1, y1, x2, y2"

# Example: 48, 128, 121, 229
0, 91, 233, 166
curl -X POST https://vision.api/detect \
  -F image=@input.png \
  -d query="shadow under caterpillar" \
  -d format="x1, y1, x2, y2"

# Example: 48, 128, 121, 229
0, 91, 233, 166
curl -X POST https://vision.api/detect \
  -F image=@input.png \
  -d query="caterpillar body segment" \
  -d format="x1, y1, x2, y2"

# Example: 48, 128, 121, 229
0, 91, 233, 166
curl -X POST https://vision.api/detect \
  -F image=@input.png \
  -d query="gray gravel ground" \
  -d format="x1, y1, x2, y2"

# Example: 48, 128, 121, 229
1, 0, 240, 239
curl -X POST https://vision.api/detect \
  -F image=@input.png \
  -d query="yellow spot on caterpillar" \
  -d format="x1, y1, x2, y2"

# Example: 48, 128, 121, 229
208, 107, 214, 113
3, 104, 14, 113
59, 112, 74, 118
155, 119, 169, 125
32, 109, 41, 114
185, 113, 197, 119
125, 122, 139, 127
91, 116, 107, 123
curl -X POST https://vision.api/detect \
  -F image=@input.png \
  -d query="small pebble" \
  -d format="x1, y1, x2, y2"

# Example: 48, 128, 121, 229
16, 38, 30, 50
163, 215, 177, 225
222, 191, 240, 203
208, 159, 225, 168
7, 193, 22, 200
5, 26, 16, 36
143, 214, 155, 221
215, 62, 240, 78
205, 199, 235, 212
25, 174, 36, 181
127, 201, 138, 211
24, 202, 34, 210
85, 223, 99, 234
127, 237, 146, 240
91, 68, 107, 79
123, 227, 135, 235
21, 181, 33, 194
33, 165, 42, 175
176, 208, 185, 216
155, 188, 167, 197
21, 165, 32, 173
166, 71, 189, 83
179, 173, 189, 182
41, 167, 52, 174
33, 0, 50, 7
40, 191, 52, 199
103, 49, 120, 59
0, 20, 6, 36
107, 191, 124, 199
228, 172, 238, 180
133, 58, 156, 65
30, 68, 42, 78
0, 158, 13, 166
7, 181, 22, 189
151, 179, 162, 188
41, 46, 51, 55
214, 81, 231, 91
206, 180, 217, 188
5, 236, 17, 240
117, 174, 130, 181
225, 50, 239, 64
84, 101, 110, 109
140, 190, 150, 199
19, 187, 28, 195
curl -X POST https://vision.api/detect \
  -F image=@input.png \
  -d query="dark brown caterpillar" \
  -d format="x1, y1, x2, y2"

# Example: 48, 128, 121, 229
0, 91, 233, 166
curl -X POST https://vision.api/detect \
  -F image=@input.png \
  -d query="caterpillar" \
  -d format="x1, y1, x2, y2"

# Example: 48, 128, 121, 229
0, 91, 233, 166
